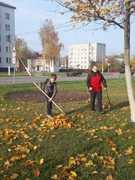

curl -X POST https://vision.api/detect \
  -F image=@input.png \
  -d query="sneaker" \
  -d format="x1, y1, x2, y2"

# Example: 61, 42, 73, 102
90, 110, 95, 113
47, 114, 53, 119
100, 111, 105, 114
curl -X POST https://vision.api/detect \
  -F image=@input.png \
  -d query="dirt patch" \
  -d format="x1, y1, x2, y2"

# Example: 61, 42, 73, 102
4, 90, 89, 103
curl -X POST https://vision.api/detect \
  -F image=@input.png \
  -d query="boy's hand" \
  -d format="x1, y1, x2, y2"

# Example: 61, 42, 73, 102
89, 87, 92, 91
49, 98, 52, 102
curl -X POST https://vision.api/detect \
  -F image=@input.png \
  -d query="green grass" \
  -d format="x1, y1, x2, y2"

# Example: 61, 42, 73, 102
0, 71, 68, 77
0, 71, 88, 77
0, 71, 30, 77
0, 79, 135, 180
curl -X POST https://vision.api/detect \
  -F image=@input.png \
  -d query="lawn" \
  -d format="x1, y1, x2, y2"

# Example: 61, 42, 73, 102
0, 71, 68, 77
0, 78, 135, 180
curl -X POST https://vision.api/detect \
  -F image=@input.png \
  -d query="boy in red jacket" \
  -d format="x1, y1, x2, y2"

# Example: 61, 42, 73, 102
86, 65, 107, 114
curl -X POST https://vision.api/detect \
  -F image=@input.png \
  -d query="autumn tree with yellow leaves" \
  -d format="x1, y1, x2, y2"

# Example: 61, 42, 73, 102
39, 19, 62, 71
15, 37, 33, 68
54, 0, 135, 122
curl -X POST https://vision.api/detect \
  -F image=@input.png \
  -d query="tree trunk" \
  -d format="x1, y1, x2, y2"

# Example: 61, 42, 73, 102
124, 3, 135, 122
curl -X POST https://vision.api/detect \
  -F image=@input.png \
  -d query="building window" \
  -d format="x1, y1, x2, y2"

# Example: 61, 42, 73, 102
6, 46, 8, 52
5, 13, 10, 20
6, 57, 8, 63
5, 24, 10, 31
0, 57, 1, 64
6, 57, 11, 64
6, 57, 11, 63
5, 35, 9, 42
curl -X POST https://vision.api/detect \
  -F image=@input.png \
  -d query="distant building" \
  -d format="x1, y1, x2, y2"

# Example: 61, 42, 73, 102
59, 56, 68, 69
68, 43, 106, 70
27, 54, 59, 72
0, 2, 16, 71
116, 58, 124, 62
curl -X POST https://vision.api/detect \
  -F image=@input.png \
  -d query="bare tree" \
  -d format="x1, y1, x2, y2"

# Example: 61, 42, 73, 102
39, 19, 62, 71
54, 0, 135, 122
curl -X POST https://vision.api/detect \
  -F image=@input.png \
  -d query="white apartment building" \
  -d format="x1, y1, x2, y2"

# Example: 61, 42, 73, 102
68, 43, 106, 69
0, 2, 16, 71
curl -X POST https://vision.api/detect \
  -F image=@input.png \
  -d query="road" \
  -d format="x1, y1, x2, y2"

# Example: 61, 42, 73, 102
0, 73, 119, 85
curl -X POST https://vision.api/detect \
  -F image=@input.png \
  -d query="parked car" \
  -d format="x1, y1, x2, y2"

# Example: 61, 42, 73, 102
66, 70, 82, 77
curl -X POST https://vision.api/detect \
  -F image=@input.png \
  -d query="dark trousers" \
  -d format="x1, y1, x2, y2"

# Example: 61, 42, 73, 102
46, 96, 52, 115
90, 91, 103, 112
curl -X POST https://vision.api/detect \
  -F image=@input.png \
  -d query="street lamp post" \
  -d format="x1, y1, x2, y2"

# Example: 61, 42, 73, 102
101, 49, 104, 74
12, 46, 16, 84
108, 63, 110, 73
8, 34, 11, 76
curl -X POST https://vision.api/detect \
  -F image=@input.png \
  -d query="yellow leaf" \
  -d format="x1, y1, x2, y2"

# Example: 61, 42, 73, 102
39, 158, 44, 165
107, 165, 115, 169
128, 159, 134, 165
21, 154, 26, 159
120, 123, 127, 127
128, 136, 133, 139
106, 138, 117, 146
91, 171, 98, 174
33, 145, 37, 150
111, 147, 119, 154
69, 157, 76, 165
33, 167, 40, 177
4, 160, 13, 168
0, 170, 4, 174
81, 157, 87, 162
70, 171, 77, 177
10, 174, 19, 180
124, 146, 133, 155
19, 117, 25, 121
51, 174, 58, 179
68, 175, 76, 180
125, 0, 131, 2
106, 175, 113, 180
63, 165, 72, 170
85, 160, 95, 167
78, 154, 85, 157
72, 24, 76, 28
8, 149, 12, 152
115, 128, 123, 135
10, 156, 20, 162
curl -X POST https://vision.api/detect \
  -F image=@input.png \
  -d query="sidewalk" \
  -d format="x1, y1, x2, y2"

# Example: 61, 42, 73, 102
0, 72, 120, 85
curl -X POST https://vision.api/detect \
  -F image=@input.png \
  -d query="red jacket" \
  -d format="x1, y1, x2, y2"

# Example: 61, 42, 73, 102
86, 70, 107, 93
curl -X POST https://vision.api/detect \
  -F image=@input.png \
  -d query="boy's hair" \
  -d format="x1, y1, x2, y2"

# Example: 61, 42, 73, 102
50, 73, 57, 80
92, 64, 97, 68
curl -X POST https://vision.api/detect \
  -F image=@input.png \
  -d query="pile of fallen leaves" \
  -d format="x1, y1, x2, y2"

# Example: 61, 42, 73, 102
42, 114, 75, 130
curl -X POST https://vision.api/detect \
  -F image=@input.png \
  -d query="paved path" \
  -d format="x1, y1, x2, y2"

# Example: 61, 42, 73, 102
0, 73, 120, 85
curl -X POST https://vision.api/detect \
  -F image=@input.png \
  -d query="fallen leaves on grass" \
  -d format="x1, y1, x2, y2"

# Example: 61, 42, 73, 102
51, 160, 78, 180
0, 95, 135, 180
0, 110, 75, 179
32, 167, 40, 177
124, 146, 134, 155
10, 173, 19, 180
45, 114, 74, 130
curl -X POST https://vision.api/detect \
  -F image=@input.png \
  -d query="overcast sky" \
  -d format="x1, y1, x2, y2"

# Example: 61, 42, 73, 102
3, 0, 135, 57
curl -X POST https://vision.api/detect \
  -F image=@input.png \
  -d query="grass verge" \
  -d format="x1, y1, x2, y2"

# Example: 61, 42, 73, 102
0, 78, 135, 180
